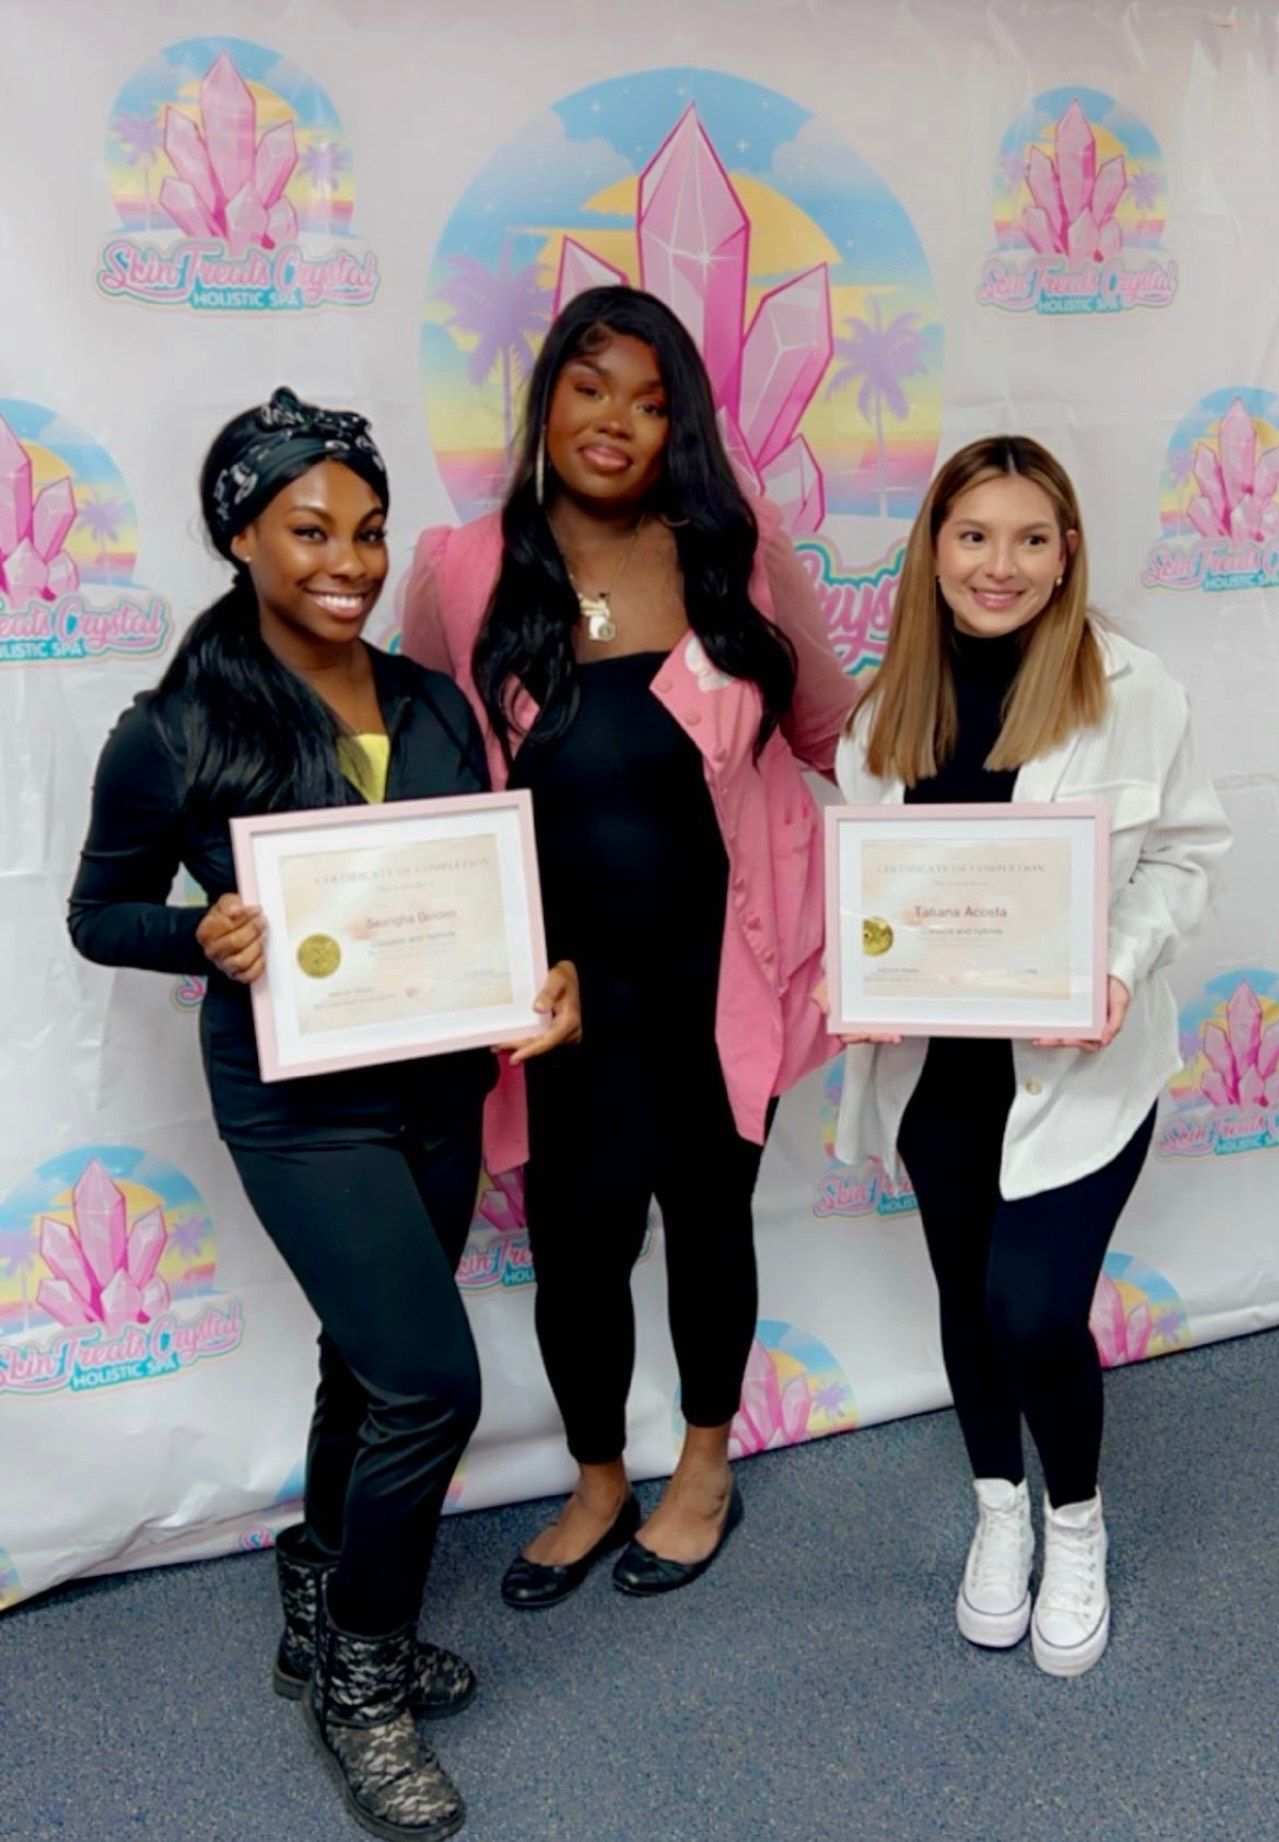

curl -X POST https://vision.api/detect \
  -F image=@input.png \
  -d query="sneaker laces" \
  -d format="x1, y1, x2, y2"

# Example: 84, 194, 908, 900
970, 1498, 1027, 1594
1041, 1522, 1100, 1615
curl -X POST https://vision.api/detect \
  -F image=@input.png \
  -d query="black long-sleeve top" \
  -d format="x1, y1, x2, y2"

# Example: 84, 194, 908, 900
904, 627, 1021, 808
68, 648, 497, 1147
905, 626, 1021, 1092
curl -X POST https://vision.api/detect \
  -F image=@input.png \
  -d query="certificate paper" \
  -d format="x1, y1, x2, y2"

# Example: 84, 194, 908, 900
826, 803, 1107, 1038
280, 835, 513, 1035
231, 793, 547, 1081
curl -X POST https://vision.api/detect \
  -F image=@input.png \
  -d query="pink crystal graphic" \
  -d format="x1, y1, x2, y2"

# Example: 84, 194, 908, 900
738, 268, 833, 472
34, 1160, 172, 1336
475, 1167, 526, 1235
1186, 401, 1279, 545
638, 109, 750, 411
158, 52, 299, 259
1194, 982, 1279, 1109
1020, 100, 1127, 262
550, 106, 833, 534
0, 413, 81, 605
553, 238, 627, 305
1089, 1273, 1152, 1368
729, 1339, 813, 1456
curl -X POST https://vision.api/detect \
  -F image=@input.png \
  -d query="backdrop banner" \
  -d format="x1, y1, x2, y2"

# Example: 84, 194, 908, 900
2, 0, 1276, 1611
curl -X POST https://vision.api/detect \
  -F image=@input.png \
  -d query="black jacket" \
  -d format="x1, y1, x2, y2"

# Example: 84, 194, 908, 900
68, 648, 497, 1147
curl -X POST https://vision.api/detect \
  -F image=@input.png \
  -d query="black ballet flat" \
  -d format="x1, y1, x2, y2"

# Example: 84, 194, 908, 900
500, 1493, 642, 1610
612, 1484, 744, 1597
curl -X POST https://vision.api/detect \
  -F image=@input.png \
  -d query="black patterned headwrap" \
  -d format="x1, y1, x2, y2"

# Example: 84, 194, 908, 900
204, 386, 388, 556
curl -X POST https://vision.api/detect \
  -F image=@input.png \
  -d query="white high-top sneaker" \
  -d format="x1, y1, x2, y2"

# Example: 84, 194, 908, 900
955, 1478, 1034, 1648
1032, 1491, 1109, 1678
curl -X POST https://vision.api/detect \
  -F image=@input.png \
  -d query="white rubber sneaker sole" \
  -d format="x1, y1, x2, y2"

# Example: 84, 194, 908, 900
956, 1585, 1031, 1648
1031, 1597, 1111, 1677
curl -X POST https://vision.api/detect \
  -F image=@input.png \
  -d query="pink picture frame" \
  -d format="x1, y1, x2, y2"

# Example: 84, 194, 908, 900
824, 801, 1109, 1040
230, 790, 549, 1082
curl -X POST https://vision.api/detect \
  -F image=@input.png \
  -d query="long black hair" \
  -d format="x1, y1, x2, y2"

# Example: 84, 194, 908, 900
472, 287, 797, 764
153, 390, 389, 813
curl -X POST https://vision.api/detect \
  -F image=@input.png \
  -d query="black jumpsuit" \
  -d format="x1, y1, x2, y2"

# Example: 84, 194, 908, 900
512, 652, 767, 1464
68, 648, 495, 1632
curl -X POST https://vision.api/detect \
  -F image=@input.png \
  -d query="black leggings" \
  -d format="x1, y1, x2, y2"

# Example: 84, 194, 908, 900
897, 1042, 1156, 1508
524, 1016, 767, 1466
230, 1113, 482, 1635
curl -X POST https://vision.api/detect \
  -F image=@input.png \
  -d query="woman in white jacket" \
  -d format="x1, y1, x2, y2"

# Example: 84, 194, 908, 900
833, 436, 1230, 1677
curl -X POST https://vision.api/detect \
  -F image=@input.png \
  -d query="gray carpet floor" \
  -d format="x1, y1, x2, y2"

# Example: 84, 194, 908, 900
2, 1329, 1276, 1842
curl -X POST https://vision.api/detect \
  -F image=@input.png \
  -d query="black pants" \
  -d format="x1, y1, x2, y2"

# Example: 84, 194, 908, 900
230, 1113, 482, 1635
524, 1003, 767, 1466
897, 1041, 1156, 1508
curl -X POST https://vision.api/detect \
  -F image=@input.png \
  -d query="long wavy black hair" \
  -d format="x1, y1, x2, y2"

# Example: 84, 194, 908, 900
153, 401, 389, 813
472, 286, 797, 763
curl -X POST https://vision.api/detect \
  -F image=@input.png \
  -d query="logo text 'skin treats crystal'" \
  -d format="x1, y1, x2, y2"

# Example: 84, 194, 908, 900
97, 39, 379, 313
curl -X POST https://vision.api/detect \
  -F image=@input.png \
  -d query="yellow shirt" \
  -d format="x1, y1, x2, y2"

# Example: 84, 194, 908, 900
337, 733, 390, 804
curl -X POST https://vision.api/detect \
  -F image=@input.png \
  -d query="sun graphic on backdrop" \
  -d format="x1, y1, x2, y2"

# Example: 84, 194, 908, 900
527, 170, 841, 299
11, 441, 72, 491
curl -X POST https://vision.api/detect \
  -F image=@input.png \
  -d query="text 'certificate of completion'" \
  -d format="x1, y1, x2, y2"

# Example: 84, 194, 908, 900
825, 803, 1107, 1038
231, 792, 547, 1081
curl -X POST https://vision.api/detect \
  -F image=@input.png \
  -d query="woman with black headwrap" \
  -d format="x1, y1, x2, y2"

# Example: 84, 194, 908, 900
68, 389, 580, 1842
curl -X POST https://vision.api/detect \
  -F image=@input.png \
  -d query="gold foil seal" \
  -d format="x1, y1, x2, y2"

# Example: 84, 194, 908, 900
862, 917, 894, 957
297, 933, 341, 979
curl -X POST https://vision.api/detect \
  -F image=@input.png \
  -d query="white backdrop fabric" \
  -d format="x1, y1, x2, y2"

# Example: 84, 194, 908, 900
2, 0, 1277, 1611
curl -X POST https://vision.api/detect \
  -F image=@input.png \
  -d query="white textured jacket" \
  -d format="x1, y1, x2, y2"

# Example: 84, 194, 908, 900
833, 627, 1232, 1199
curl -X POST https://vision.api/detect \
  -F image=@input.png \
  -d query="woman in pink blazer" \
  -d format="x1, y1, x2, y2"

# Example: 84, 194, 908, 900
403, 286, 855, 1606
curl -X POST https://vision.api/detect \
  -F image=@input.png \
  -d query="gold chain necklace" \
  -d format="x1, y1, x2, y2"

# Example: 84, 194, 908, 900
559, 516, 646, 643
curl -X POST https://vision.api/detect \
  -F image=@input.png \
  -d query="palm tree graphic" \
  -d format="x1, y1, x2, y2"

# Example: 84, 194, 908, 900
0, 1229, 42, 1336
170, 1216, 209, 1262
437, 241, 551, 451
112, 111, 166, 230
300, 142, 350, 194
77, 496, 129, 583
825, 298, 929, 517
1165, 446, 1195, 538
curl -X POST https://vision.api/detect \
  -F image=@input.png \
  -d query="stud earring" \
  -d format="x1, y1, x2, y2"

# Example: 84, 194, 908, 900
535, 428, 547, 506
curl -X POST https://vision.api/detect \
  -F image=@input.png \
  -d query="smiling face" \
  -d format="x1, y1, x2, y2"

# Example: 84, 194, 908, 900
230, 460, 388, 649
543, 331, 671, 511
934, 473, 1076, 639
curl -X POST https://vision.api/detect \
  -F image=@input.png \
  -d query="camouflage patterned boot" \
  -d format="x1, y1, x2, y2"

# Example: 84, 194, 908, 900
303, 1582, 466, 1841
273, 1525, 475, 1718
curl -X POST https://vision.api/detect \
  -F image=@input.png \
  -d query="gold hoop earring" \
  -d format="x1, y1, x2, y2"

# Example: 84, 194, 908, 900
535, 429, 546, 506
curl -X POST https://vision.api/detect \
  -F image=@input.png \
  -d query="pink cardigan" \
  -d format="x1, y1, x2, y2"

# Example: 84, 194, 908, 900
401, 499, 857, 1173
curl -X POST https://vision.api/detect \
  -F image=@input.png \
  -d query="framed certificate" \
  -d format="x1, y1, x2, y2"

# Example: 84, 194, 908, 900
230, 791, 548, 1081
825, 802, 1108, 1038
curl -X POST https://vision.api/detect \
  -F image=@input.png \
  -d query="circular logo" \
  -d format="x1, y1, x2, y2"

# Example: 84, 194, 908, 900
1142, 390, 1279, 594
296, 933, 341, 979
1090, 1252, 1190, 1369
106, 37, 356, 241
99, 37, 379, 314
862, 916, 893, 956
980, 86, 1177, 318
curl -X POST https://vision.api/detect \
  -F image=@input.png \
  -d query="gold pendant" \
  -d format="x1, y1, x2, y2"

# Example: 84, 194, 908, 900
579, 593, 617, 643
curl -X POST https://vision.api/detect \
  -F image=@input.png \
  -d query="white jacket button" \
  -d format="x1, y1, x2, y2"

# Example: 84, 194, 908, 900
1025, 1078, 1043, 1096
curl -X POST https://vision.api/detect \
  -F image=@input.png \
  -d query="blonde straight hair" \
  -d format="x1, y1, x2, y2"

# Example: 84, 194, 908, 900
862, 436, 1107, 783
